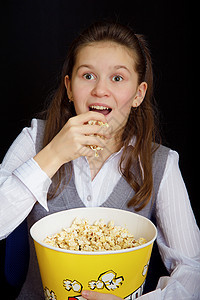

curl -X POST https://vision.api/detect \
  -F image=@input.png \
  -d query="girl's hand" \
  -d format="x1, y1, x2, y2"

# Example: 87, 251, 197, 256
34, 111, 110, 178
49, 111, 109, 164
82, 290, 123, 300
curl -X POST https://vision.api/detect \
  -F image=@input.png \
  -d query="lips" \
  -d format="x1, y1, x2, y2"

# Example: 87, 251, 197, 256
89, 104, 112, 116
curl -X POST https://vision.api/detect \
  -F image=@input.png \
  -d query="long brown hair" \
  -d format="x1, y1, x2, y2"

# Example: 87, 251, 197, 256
42, 21, 160, 210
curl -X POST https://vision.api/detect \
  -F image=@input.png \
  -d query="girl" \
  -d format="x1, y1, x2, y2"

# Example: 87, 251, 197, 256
0, 21, 199, 299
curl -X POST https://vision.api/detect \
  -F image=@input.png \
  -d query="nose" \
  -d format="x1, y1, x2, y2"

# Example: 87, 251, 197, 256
91, 78, 110, 98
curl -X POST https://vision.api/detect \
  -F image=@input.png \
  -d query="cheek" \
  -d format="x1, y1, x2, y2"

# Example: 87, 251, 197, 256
72, 78, 93, 99
116, 90, 135, 111
72, 84, 85, 101
71, 83, 90, 113
110, 89, 135, 126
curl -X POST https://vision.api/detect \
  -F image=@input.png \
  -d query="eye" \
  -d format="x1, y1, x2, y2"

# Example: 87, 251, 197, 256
83, 73, 95, 80
112, 75, 123, 82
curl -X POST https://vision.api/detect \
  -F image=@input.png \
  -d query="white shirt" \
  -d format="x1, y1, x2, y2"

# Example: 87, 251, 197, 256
0, 118, 199, 299
73, 150, 123, 207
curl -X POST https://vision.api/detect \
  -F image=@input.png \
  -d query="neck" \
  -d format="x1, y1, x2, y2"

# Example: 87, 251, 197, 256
87, 134, 123, 180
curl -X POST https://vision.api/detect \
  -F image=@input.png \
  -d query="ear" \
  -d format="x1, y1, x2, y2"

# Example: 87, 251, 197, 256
132, 82, 147, 108
64, 75, 73, 101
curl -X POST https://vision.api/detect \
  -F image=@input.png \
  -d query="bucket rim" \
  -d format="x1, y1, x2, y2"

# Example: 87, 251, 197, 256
30, 207, 157, 255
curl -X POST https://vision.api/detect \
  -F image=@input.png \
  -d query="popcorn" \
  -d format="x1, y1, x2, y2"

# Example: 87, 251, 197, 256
88, 120, 109, 127
87, 145, 104, 157
86, 120, 109, 157
44, 218, 147, 251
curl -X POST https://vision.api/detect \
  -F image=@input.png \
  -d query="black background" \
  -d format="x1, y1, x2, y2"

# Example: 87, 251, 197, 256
0, 1, 197, 222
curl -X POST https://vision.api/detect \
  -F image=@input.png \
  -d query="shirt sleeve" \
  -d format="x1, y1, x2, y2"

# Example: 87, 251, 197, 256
0, 119, 52, 240
138, 150, 200, 299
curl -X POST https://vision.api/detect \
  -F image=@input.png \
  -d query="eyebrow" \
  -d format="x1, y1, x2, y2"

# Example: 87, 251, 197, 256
113, 65, 131, 74
76, 64, 131, 74
76, 64, 93, 73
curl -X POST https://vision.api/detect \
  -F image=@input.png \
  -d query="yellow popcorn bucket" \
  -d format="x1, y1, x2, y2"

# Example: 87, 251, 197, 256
30, 207, 157, 300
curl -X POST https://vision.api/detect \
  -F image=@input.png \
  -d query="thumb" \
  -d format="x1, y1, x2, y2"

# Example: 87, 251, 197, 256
81, 290, 122, 300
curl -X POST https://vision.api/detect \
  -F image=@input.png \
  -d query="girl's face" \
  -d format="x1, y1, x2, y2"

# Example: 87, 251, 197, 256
65, 42, 147, 135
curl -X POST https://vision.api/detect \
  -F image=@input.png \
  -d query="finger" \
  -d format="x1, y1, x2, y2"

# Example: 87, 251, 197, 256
82, 135, 106, 148
82, 290, 122, 300
70, 111, 108, 126
80, 124, 111, 139
74, 145, 97, 158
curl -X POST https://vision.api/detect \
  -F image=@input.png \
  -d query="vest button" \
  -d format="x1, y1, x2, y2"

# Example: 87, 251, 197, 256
87, 195, 92, 201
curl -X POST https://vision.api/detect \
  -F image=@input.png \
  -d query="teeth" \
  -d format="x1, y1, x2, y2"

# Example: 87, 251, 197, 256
90, 105, 110, 110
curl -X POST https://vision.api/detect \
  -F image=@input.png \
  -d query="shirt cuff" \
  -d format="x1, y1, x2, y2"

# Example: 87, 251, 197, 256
13, 158, 52, 211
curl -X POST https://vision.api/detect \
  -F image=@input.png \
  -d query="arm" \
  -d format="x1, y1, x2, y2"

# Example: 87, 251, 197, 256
0, 112, 109, 239
0, 119, 51, 239
140, 150, 200, 299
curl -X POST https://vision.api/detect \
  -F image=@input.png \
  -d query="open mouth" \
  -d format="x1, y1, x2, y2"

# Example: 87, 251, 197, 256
89, 105, 112, 116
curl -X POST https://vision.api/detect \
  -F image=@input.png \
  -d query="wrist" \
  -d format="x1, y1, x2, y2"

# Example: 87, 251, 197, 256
34, 143, 63, 178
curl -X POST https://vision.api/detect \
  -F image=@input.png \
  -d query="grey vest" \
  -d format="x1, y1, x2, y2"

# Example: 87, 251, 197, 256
17, 120, 170, 299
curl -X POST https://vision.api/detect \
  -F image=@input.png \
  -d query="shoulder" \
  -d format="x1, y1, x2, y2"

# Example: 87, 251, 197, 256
151, 144, 171, 195
152, 144, 179, 167
22, 118, 46, 139
152, 145, 180, 192
33, 118, 46, 138
152, 143, 170, 159
1, 119, 46, 169
152, 144, 170, 170
22, 118, 46, 153
31, 118, 46, 153
161, 149, 179, 183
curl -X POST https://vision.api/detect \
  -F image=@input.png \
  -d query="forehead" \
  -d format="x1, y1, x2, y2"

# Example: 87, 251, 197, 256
74, 41, 136, 71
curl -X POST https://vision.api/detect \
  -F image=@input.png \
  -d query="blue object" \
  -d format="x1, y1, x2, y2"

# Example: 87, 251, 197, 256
5, 219, 30, 289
